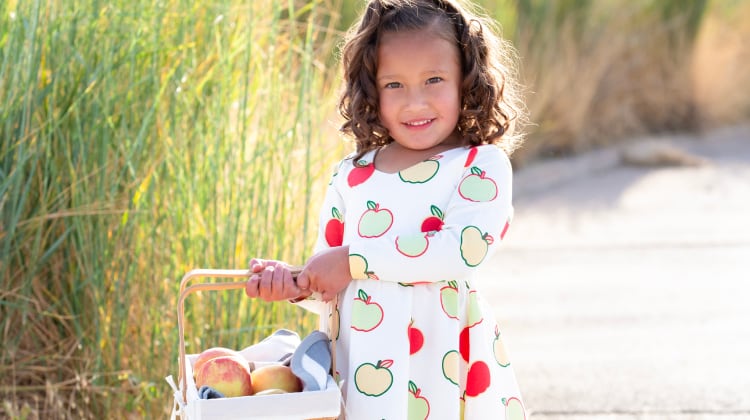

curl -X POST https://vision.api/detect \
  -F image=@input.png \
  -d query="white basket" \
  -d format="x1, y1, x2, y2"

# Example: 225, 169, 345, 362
168, 269, 341, 420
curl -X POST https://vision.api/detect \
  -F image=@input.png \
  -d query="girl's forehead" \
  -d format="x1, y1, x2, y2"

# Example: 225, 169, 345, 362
376, 30, 460, 75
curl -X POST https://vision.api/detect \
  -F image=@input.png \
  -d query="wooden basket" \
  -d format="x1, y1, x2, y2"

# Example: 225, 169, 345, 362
168, 269, 341, 420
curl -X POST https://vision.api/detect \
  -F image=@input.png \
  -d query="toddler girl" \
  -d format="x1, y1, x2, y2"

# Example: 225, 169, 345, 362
246, 0, 528, 418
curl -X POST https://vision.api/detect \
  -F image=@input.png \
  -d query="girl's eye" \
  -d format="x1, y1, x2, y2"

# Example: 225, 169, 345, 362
426, 77, 443, 84
384, 82, 402, 89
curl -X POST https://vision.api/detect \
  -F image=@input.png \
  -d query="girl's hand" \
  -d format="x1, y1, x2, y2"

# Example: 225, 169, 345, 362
245, 258, 309, 301
296, 246, 352, 302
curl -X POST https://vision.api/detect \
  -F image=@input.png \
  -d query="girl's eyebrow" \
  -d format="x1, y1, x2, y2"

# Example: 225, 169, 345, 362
376, 70, 448, 82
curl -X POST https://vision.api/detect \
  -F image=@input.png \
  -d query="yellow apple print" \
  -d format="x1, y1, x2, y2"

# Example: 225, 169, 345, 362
399, 157, 440, 184
355, 359, 394, 397
441, 350, 461, 386
494, 324, 510, 367
460, 226, 493, 267
328, 306, 340, 340
349, 254, 378, 280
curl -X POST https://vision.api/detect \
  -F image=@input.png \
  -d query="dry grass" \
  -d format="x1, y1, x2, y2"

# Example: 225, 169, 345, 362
692, 2, 750, 127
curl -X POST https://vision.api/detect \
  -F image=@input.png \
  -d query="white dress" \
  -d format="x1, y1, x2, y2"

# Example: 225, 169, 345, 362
307, 144, 525, 419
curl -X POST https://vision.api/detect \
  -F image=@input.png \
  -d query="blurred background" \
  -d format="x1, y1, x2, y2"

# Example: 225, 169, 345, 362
1, 0, 748, 418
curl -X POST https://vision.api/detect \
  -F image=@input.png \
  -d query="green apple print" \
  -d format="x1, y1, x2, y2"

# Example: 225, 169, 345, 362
358, 201, 393, 238
408, 380, 431, 420
466, 289, 483, 328
396, 232, 433, 257
460, 226, 493, 267
440, 281, 459, 319
355, 359, 394, 397
458, 166, 498, 202
351, 289, 384, 332
503, 397, 526, 420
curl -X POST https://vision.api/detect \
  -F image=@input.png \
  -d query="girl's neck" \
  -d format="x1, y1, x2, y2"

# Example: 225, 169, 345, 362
374, 140, 464, 174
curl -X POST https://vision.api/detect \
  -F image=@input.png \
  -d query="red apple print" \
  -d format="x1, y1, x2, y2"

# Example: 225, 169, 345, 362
324, 207, 344, 246
465, 361, 491, 397
464, 147, 478, 167
408, 320, 424, 355
459, 326, 470, 362
420, 205, 444, 232
500, 219, 510, 240
348, 160, 375, 187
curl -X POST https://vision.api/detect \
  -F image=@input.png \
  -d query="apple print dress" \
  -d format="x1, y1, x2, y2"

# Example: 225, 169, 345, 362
304, 144, 525, 420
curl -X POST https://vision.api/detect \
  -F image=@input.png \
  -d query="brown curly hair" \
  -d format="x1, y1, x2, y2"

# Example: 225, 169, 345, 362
338, 0, 527, 160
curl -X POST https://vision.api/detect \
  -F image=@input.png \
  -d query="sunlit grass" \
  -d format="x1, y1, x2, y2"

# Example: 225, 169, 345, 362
1, 0, 343, 417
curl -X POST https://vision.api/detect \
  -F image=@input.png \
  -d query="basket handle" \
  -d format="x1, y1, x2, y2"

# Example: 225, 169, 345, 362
177, 268, 301, 403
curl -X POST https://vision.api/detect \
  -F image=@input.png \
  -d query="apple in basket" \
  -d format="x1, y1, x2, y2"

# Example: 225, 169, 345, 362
195, 355, 254, 398
250, 365, 302, 394
193, 347, 244, 379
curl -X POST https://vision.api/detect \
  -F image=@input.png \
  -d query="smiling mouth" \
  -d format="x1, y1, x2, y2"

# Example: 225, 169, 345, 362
404, 119, 435, 127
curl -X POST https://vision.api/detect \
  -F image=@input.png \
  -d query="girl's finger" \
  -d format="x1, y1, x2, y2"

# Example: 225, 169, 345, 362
259, 266, 275, 301
295, 270, 310, 291
249, 258, 266, 273
279, 269, 296, 299
245, 274, 260, 297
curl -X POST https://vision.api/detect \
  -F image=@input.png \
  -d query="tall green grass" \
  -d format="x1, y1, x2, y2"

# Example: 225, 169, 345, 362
1, 0, 343, 417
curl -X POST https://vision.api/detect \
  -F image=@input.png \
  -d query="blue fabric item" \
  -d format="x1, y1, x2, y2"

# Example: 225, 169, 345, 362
198, 385, 226, 399
290, 331, 331, 392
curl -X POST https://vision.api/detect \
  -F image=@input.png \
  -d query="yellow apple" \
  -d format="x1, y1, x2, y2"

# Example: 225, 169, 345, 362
193, 347, 243, 379
250, 364, 302, 394
194, 355, 253, 397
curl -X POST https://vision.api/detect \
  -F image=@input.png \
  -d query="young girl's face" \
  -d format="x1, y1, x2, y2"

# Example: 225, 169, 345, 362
376, 28, 462, 151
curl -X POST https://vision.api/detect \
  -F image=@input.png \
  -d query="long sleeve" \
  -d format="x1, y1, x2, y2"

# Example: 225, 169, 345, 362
346, 145, 513, 284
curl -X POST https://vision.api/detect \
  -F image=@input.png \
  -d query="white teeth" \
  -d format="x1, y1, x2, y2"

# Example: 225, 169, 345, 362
406, 119, 432, 126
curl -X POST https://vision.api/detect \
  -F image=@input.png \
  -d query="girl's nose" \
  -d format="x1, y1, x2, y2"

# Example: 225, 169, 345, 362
405, 88, 428, 110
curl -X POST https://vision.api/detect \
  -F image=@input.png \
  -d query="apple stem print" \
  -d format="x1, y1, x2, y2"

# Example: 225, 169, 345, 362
252, 1, 528, 417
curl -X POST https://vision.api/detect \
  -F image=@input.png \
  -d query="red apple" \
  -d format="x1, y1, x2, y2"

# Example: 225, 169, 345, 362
464, 147, 478, 167
348, 161, 375, 187
324, 207, 344, 246
250, 364, 302, 393
500, 219, 510, 240
420, 205, 444, 233
408, 320, 424, 355
194, 355, 253, 397
459, 326, 470, 362
193, 347, 243, 379
465, 361, 491, 397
